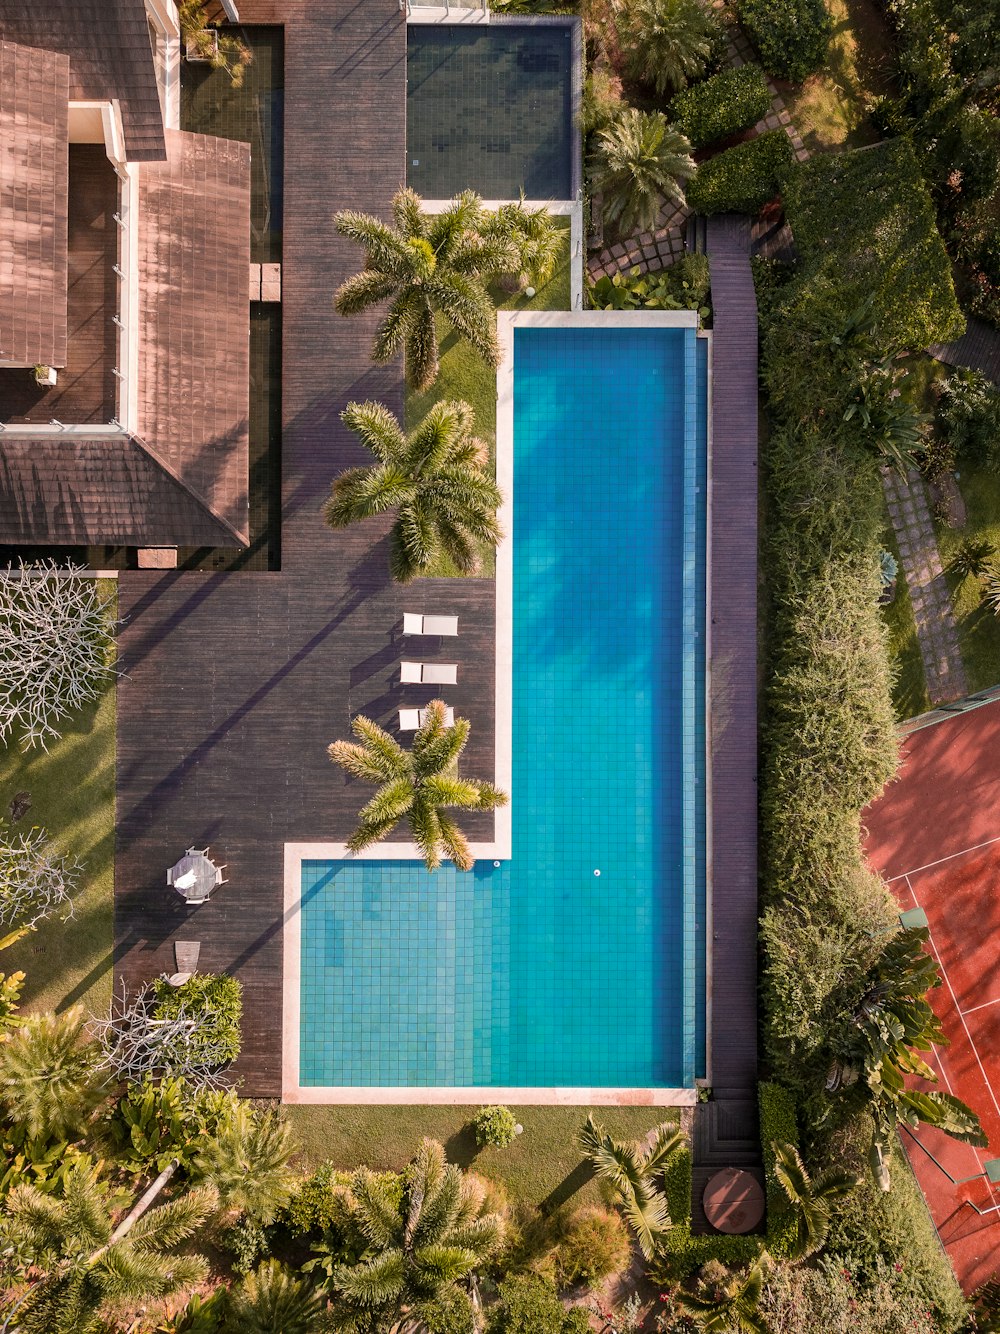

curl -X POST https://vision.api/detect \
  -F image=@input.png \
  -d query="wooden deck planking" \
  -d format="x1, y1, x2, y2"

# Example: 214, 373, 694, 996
929, 315, 1000, 385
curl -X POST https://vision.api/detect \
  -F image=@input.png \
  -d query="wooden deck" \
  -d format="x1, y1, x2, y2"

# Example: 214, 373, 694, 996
929, 315, 1000, 385
115, 0, 496, 1095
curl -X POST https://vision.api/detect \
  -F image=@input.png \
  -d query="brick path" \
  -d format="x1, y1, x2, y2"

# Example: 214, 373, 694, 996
882, 467, 968, 704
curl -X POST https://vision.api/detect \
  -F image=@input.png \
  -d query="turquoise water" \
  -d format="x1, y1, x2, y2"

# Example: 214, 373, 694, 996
300, 325, 706, 1087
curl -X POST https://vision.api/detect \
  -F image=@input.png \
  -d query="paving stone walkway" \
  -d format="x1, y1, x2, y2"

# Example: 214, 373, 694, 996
883, 467, 968, 704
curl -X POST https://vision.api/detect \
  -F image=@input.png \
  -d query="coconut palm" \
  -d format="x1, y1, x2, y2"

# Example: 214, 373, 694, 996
675, 1256, 769, 1333
2, 1160, 214, 1334
590, 109, 696, 237
326, 1138, 505, 1332
194, 1101, 297, 1223
226, 1260, 327, 1334
325, 399, 502, 584
0, 1007, 105, 1143
770, 1141, 856, 1259
577, 1114, 684, 1259
334, 189, 513, 391
617, 0, 722, 97
329, 700, 508, 873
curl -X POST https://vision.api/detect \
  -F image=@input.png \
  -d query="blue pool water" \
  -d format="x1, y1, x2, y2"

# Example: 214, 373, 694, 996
300, 324, 707, 1088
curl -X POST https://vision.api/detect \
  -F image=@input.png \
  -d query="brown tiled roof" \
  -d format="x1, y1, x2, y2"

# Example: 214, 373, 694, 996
136, 130, 251, 545
0, 434, 247, 546
0, 0, 165, 162
0, 42, 69, 367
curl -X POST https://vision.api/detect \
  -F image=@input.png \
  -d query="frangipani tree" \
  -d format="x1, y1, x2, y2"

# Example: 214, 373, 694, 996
328, 700, 508, 872
0, 826, 82, 935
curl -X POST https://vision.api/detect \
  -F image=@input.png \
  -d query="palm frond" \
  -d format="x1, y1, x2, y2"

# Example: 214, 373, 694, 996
436, 814, 474, 873
334, 1250, 405, 1308
341, 400, 409, 465
334, 209, 408, 272
351, 1168, 403, 1250
619, 1188, 671, 1261
324, 464, 415, 527
392, 187, 429, 241
126, 1186, 217, 1250
334, 268, 400, 318
641, 1122, 686, 1176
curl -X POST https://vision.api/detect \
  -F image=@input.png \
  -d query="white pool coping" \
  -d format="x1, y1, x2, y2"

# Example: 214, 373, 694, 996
280, 311, 709, 1107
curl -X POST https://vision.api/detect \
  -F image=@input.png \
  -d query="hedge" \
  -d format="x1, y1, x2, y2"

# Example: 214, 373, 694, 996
649, 1083, 798, 1279
783, 138, 964, 351
736, 0, 833, 84
670, 66, 772, 149
686, 129, 793, 215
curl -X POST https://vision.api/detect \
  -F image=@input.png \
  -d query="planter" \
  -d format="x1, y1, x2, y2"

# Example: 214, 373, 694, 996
33, 364, 57, 387
185, 29, 219, 62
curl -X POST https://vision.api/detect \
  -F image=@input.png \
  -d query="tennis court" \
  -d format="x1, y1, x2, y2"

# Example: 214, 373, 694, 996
865, 700, 1000, 1291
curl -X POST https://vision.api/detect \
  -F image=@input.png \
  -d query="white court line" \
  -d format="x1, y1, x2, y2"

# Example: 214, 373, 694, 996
960, 996, 1000, 1018
886, 833, 1000, 883
905, 876, 1000, 1128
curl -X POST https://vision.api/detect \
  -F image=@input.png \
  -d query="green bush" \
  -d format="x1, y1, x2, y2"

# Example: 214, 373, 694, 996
783, 139, 964, 351
224, 1213, 271, 1275
588, 253, 710, 315
487, 1276, 590, 1333
103, 1076, 232, 1174
153, 972, 243, 1064
278, 1161, 347, 1237
736, 0, 833, 83
552, 1205, 630, 1287
686, 130, 793, 215
937, 368, 1000, 469
671, 66, 772, 148
472, 1105, 519, 1148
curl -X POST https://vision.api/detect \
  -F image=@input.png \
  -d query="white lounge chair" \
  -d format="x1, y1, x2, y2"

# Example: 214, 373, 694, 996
399, 706, 455, 730
400, 661, 458, 685
403, 613, 459, 636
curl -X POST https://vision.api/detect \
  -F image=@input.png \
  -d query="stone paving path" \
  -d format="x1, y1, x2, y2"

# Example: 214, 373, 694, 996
883, 467, 968, 704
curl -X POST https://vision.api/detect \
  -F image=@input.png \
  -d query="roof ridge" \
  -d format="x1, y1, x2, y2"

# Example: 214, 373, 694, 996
127, 432, 250, 548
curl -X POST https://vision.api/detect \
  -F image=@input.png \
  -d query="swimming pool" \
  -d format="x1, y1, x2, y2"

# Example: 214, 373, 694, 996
292, 315, 708, 1095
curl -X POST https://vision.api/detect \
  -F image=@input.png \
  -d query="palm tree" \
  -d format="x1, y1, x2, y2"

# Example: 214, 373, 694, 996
0, 1007, 105, 1143
577, 1115, 683, 1259
770, 1142, 856, 1259
675, 1256, 769, 1333
329, 701, 507, 873
590, 109, 696, 237
325, 399, 502, 584
194, 1102, 297, 1223
2, 1160, 214, 1334
482, 199, 564, 290
226, 1260, 327, 1334
617, 0, 722, 97
327, 1138, 505, 1331
334, 189, 513, 391
948, 537, 996, 583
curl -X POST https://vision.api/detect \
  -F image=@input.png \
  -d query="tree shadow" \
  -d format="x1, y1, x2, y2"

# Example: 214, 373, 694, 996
538, 1160, 595, 1216
444, 1123, 478, 1170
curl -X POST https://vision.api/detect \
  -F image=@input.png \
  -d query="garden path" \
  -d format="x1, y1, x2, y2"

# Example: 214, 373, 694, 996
882, 466, 968, 704
587, 19, 809, 282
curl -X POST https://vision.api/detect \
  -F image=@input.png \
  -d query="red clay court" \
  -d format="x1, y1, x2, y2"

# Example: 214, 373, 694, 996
866, 698, 1000, 1292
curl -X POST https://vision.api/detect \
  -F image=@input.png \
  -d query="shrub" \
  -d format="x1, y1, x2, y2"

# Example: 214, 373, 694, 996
671, 65, 772, 148
616, 0, 726, 98
589, 253, 711, 316
224, 1213, 271, 1276
761, 1257, 943, 1332
736, 0, 833, 83
552, 1206, 631, 1287
686, 129, 793, 215
152, 973, 243, 1064
937, 369, 1000, 470
487, 1276, 590, 1333
279, 1160, 346, 1236
472, 1105, 519, 1148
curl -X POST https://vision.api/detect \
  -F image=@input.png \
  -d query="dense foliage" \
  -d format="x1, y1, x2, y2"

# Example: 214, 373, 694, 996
671, 65, 772, 148
486, 1276, 590, 1333
152, 972, 243, 1065
615, 0, 725, 98
590, 108, 696, 236
685, 129, 793, 215
735, 0, 833, 83
471, 1104, 519, 1148
588, 253, 710, 316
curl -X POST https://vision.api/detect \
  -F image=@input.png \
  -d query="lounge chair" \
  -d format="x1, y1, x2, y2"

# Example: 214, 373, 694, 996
399, 706, 455, 730
400, 661, 458, 685
403, 613, 459, 636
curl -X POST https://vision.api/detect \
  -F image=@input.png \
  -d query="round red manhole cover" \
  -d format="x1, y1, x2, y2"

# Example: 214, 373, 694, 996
703, 1167, 765, 1234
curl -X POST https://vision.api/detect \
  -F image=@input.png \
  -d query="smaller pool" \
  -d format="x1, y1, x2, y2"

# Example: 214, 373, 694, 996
407, 20, 578, 200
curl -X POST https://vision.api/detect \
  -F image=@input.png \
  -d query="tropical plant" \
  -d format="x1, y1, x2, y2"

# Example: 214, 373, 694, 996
152, 973, 243, 1064
487, 1275, 590, 1332
770, 1141, 856, 1259
984, 563, 1000, 616
590, 109, 695, 237
588, 254, 710, 315
482, 200, 564, 290
471, 1104, 518, 1148
93, 981, 239, 1089
824, 928, 986, 1189
225, 1260, 326, 1334
842, 360, 931, 475
325, 399, 502, 584
1, 1160, 215, 1334
675, 1255, 770, 1332
328, 700, 508, 872
194, 1100, 297, 1222
102, 1075, 233, 1175
0, 1007, 104, 1143
577, 1114, 683, 1258
334, 189, 513, 391
947, 537, 996, 584
553, 1205, 631, 1286
178, 0, 252, 87
316, 1138, 505, 1330
616, 0, 723, 97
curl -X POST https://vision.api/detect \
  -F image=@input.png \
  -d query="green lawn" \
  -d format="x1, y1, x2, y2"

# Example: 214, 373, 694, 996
936, 465, 1000, 692
881, 518, 931, 720
780, 0, 897, 152
1, 580, 116, 1019
286, 1104, 677, 1212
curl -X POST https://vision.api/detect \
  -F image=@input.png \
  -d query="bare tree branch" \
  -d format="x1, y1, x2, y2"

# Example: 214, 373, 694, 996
0, 827, 81, 933
92, 983, 235, 1091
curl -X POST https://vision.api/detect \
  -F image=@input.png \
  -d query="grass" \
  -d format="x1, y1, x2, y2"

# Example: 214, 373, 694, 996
935, 464, 1000, 693
286, 1104, 677, 1212
881, 517, 931, 721
1, 580, 116, 1019
780, 0, 897, 152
